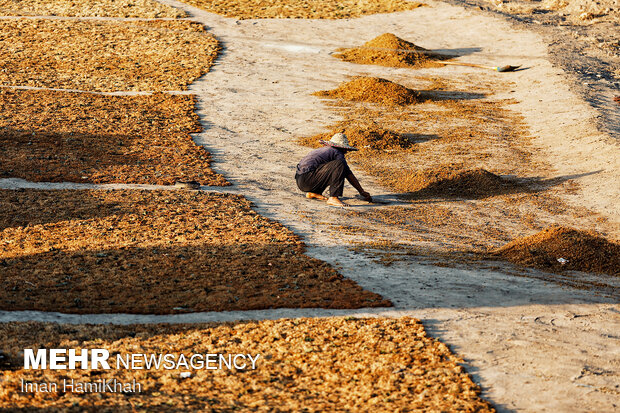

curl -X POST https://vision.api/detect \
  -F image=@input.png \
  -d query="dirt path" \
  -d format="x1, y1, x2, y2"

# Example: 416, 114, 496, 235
1, 0, 617, 410
441, 0, 620, 141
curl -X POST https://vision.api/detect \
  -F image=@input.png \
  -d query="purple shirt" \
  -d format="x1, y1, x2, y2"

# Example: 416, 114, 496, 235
296, 146, 352, 176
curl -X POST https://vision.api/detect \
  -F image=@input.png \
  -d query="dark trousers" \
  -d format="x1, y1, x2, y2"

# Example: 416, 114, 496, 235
296, 159, 347, 198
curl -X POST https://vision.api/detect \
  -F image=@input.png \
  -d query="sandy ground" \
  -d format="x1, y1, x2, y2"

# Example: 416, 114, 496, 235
444, 0, 620, 142
1, 0, 619, 411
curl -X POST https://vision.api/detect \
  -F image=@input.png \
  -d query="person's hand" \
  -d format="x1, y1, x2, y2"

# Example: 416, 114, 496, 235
359, 191, 372, 202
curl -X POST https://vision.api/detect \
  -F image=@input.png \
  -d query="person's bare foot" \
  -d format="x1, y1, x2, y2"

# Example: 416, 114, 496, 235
306, 192, 327, 201
326, 196, 350, 208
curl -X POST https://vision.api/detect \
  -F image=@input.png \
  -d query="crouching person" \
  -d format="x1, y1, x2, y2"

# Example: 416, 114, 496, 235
295, 132, 372, 207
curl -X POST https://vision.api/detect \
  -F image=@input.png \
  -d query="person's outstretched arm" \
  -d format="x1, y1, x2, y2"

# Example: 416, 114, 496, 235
346, 173, 372, 202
